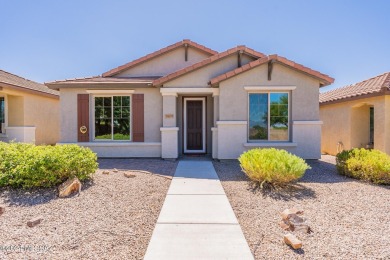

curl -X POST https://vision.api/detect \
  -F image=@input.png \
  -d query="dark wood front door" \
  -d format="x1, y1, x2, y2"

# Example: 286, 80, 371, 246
186, 99, 204, 152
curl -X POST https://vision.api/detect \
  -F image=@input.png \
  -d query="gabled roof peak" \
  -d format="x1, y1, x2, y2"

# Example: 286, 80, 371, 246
153, 45, 266, 86
102, 39, 217, 77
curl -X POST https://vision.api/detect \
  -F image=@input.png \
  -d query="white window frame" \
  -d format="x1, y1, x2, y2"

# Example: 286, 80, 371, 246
183, 97, 206, 153
91, 94, 132, 142
247, 91, 290, 142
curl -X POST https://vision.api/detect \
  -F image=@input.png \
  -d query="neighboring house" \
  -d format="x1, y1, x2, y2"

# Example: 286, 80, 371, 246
46, 39, 333, 159
0, 70, 59, 144
320, 72, 390, 155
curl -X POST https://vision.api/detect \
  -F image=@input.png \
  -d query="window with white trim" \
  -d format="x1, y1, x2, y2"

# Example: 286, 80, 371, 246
248, 92, 289, 141
94, 96, 131, 140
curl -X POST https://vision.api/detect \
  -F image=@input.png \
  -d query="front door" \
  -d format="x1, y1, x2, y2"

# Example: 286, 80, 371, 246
184, 97, 205, 153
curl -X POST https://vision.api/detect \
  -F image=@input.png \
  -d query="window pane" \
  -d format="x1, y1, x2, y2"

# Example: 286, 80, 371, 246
249, 94, 268, 140
95, 97, 103, 107
95, 97, 112, 139
95, 119, 112, 139
113, 96, 121, 106
122, 96, 130, 107
114, 107, 121, 119
270, 93, 288, 141
103, 97, 111, 106
114, 119, 130, 140
103, 107, 112, 118
122, 107, 130, 118
95, 107, 103, 119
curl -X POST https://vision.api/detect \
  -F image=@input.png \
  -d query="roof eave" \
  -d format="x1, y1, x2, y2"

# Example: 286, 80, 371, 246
45, 82, 153, 90
0, 82, 59, 99
320, 90, 390, 106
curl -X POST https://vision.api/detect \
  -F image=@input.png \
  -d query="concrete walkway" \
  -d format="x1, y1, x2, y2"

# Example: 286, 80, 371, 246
144, 161, 253, 260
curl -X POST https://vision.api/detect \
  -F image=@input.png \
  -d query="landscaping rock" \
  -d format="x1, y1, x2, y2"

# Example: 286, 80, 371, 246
58, 177, 82, 198
284, 233, 302, 249
27, 216, 43, 227
287, 214, 312, 233
280, 211, 312, 234
113, 168, 119, 173
281, 208, 304, 220
279, 220, 290, 230
124, 172, 136, 178
102, 170, 110, 175
0, 205, 5, 215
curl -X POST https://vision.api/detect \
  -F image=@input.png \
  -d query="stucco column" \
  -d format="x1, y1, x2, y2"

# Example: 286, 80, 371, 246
212, 93, 219, 158
213, 94, 219, 125
161, 93, 178, 159
162, 94, 177, 127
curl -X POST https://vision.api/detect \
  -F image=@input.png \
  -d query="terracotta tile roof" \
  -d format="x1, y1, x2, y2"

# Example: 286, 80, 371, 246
0, 69, 58, 96
102, 40, 217, 77
320, 72, 390, 104
46, 76, 160, 84
153, 46, 266, 86
209, 54, 334, 86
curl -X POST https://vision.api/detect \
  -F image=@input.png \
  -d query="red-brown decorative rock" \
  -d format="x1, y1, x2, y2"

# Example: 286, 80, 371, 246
27, 216, 43, 227
58, 177, 82, 198
284, 233, 302, 249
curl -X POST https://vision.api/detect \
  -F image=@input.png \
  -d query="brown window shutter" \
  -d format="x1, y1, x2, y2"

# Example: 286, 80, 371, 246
77, 94, 90, 142
132, 94, 144, 142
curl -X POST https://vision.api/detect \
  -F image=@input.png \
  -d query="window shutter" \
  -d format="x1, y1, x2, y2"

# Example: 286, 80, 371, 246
132, 94, 144, 142
77, 94, 90, 142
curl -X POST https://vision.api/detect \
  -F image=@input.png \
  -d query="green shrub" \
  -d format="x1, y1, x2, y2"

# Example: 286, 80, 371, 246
336, 148, 390, 184
0, 142, 98, 188
238, 148, 310, 187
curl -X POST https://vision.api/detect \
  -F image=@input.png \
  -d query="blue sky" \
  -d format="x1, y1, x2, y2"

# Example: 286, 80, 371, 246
1, 0, 389, 92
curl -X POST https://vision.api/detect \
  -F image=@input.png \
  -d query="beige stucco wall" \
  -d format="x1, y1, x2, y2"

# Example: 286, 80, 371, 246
7, 95, 24, 126
23, 94, 59, 144
216, 63, 322, 159
164, 54, 256, 88
116, 47, 211, 77
0, 88, 59, 145
59, 87, 162, 144
320, 95, 390, 155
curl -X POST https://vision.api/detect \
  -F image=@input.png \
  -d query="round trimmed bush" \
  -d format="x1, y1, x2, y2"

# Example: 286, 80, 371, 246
336, 148, 390, 185
0, 142, 98, 188
238, 148, 310, 187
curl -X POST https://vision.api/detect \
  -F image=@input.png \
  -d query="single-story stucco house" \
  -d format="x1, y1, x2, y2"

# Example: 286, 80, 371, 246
320, 72, 390, 155
0, 70, 59, 144
46, 39, 334, 159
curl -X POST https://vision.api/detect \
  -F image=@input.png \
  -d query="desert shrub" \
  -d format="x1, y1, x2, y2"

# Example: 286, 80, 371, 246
238, 148, 310, 187
336, 148, 390, 184
0, 142, 98, 188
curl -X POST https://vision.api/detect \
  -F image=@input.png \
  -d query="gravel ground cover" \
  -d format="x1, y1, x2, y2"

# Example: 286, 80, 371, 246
213, 155, 390, 259
0, 158, 177, 260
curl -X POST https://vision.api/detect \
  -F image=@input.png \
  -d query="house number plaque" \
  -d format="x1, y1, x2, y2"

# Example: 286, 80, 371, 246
80, 126, 88, 134
165, 114, 174, 119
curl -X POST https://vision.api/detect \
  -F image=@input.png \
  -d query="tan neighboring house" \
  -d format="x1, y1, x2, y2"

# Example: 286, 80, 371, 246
320, 72, 390, 155
46, 39, 333, 159
0, 70, 59, 144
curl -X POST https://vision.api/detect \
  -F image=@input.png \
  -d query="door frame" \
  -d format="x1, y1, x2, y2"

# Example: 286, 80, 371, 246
183, 97, 206, 154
